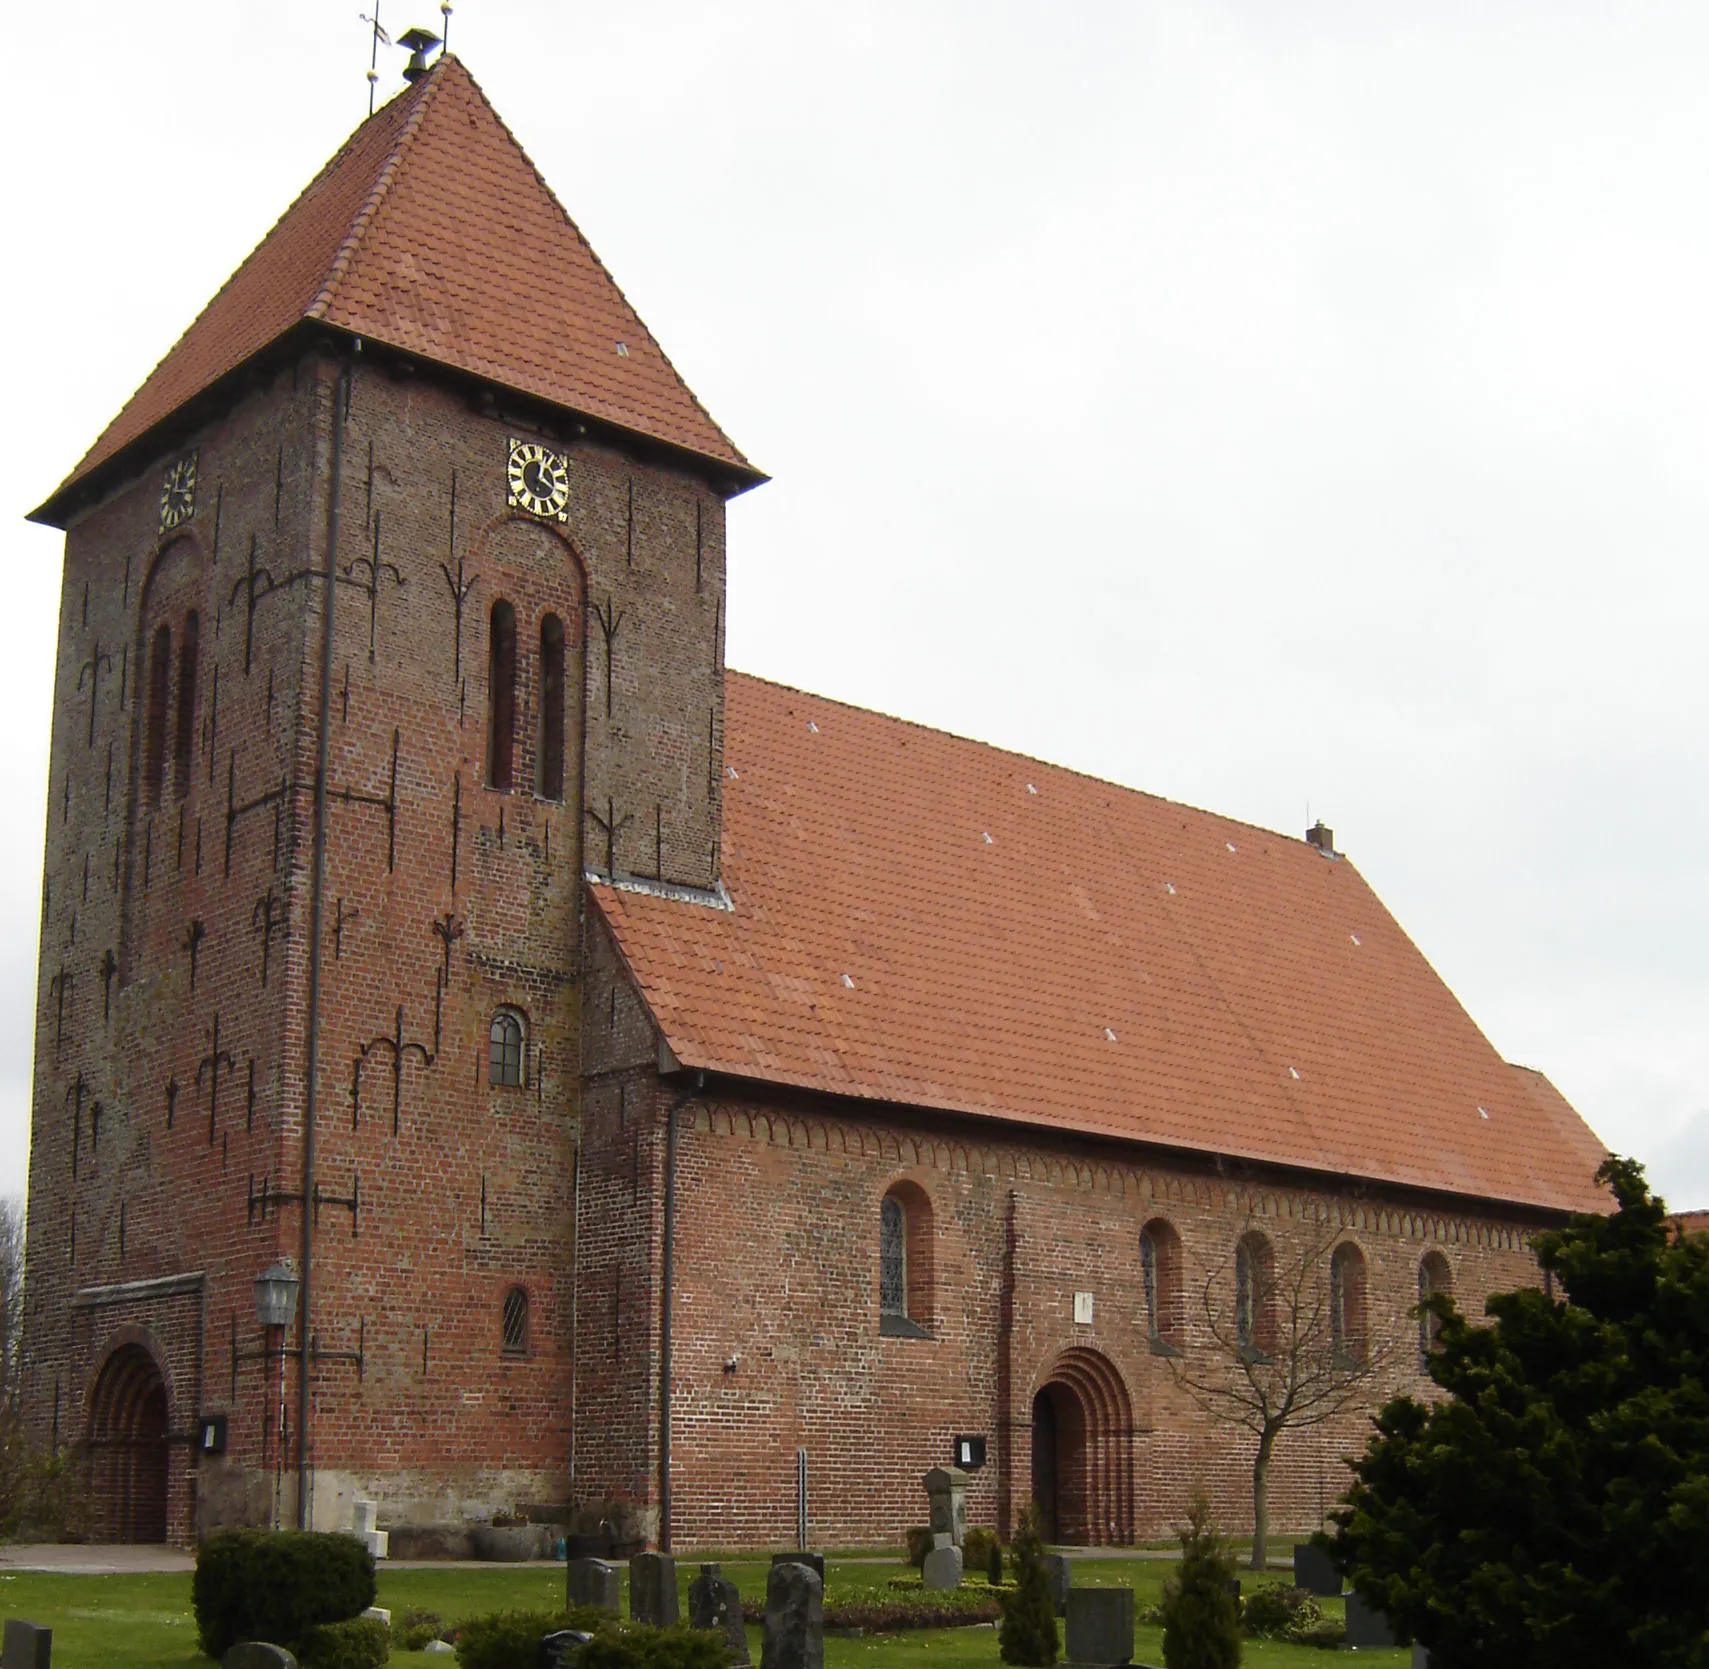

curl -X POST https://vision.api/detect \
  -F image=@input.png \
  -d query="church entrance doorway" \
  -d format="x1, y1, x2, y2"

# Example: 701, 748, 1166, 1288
1028, 1348, 1135, 1545
87, 1344, 171, 1543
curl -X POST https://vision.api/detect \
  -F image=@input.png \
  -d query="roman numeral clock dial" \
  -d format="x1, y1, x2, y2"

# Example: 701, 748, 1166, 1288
506, 439, 570, 522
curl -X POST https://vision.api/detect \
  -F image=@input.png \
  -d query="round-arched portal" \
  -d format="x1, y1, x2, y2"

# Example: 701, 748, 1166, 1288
87, 1344, 170, 1543
1029, 1347, 1135, 1545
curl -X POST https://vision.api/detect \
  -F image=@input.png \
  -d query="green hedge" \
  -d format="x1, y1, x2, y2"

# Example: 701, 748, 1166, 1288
450, 1609, 714, 1669
300, 1615, 391, 1669
193, 1528, 376, 1659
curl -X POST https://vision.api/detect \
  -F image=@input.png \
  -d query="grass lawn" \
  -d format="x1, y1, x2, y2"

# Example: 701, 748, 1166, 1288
0, 1553, 1413, 1668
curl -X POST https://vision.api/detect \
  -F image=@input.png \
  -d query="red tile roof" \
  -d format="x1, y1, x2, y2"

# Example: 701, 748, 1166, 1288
35, 55, 754, 520
594, 673, 1608, 1215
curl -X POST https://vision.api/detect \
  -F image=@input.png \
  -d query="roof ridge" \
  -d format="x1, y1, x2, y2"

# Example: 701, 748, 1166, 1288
724, 668, 1324, 854
308, 56, 450, 321
452, 60, 752, 471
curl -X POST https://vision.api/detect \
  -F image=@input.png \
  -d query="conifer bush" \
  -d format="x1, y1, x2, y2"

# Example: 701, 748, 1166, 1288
1160, 1494, 1241, 1669
998, 1501, 1059, 1666
193, 1528, 376, 1658
298, 1614, 391, 1669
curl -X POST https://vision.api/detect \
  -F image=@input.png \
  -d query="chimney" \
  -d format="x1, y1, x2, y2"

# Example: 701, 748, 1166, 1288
399, 27, 442, 82
1306, 820, 1335, 856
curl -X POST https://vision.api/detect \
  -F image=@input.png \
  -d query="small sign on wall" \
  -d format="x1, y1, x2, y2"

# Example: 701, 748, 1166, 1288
1073, 1291, 1094, 1325
196, 1414, 227, 1455
955, 1435, 987, 1470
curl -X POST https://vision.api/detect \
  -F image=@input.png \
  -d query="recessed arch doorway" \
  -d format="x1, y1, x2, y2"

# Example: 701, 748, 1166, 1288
87, 1343, 171, 1542
1029, 1347, 1135, 1545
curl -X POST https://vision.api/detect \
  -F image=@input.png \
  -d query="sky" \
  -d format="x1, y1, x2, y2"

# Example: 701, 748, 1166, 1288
1, 1, 1705, 1213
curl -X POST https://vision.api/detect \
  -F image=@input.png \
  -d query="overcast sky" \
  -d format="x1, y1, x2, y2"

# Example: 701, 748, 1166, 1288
3, 1, 1705, 1214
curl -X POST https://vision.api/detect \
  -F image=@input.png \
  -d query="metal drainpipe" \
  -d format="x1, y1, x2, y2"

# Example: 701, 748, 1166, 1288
298, 355, 348, 1527
657, 1073, 702, 1551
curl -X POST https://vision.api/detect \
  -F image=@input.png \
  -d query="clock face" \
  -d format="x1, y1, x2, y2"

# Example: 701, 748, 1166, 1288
159, 452, 197, 533
506, 439, 570, 522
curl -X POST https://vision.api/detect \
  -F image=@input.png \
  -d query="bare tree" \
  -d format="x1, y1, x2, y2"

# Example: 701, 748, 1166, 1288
0, 1197, 22, 1416
1166, 1209, 1400, 1568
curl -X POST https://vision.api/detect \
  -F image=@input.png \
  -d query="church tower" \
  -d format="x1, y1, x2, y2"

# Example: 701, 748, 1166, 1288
22, 51, 759, 1541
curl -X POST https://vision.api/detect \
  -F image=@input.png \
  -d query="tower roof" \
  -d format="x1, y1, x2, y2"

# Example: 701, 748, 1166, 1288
594, 672, 1609, 1216
33, 55, 758, 524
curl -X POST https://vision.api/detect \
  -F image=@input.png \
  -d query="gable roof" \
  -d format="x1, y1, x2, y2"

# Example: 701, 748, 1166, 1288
593, 673, 1608, 1216
33, 55, 756, 523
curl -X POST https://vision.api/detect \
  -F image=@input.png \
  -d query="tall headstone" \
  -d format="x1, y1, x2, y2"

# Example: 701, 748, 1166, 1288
219, 1646, 295, 1669
921, 1544, 963, 1591
689, 1563, 751, 1665
631, 1552, 680, 1626
1411, 1647, 1435, 1669
921, 1466, 968, 1546
2, 1623, 52, 1669
760, 1561, 823, 1669
567, 1557, 621, 1614
1064, 1588, 1134, 1667
1292, 1542, 1340, 1597
1042, 1553, 1072, 1617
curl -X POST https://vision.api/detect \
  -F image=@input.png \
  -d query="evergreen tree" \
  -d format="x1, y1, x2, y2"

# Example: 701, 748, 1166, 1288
999, 1501, 1059, 1666
1160, 1494, 1241, 1669
1331, 1158, 1709, 1669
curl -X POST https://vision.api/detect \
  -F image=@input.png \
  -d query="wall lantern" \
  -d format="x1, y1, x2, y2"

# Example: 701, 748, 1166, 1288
254, 1260, 301, 1331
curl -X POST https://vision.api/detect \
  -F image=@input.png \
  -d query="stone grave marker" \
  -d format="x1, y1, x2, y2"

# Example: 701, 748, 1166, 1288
1411, 1647, 1436, 1669
1345, 1592, 1397, 1649
540, 1629, 593, 1668
689, 1563, 751, 1665
1042, 1553, 1072, 1617
921, 1466, 968, 1546
1065, 1587, 1134, 1667
631, 1552, 679, 1625
1292, 1542, 1340, 1597
2, 1622, 52, 1669
770, 1551, 825, 1582
760, 1560, 823, 1669
921, 1543, 963, 1590
219, 1646, 295, 1669
567, 1557, 621, 1613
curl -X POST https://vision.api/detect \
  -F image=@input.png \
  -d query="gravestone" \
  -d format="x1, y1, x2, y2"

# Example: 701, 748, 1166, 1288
423, 1644, 454, 1657
921, 1544, 963, 1591
220, 1646, 295, 1669
540, 1629, 593, 1668
2, 1622, 52, 1669
1042, 1553, 1072, 1617
1065, 1588, 1134, 1667
1345, 1592, 1397, 1649
361, 1608, 391, 1629
689, 1563, 751, 1665
567, 1557, 621, 1613
631, 1552, 680, 1625
1292, 1542, 1340, 1597
1411, 1647, 1436, 1669
921, 1466, 968, 1546
761, 1559, 823, 1669
771, 1551, 825, 1583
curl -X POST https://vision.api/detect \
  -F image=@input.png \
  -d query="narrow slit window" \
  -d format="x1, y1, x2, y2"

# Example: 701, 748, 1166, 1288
879, 1194, 906, 1316
143, 623, 172, 802
501, 1286, 528, 1356
489, 1009, 524, 1087
487, 599, 517, 791
173, 611, 199, 797
1419, 1251, 1452, 1367
537, 613, 565, 800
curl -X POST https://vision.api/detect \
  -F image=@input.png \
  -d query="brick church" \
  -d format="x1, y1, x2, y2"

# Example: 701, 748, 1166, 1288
20, 47, 1607, 1550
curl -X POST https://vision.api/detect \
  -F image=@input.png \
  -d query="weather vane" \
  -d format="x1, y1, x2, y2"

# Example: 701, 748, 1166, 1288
359, 4, 391, 114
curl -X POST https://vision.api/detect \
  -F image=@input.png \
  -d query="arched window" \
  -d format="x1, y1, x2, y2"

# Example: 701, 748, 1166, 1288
1418, 1251, 1452, 1367
173, 611, 199, 798
1235, 1232, 1275, 1359
1140, 1218, 1184, 1352
1330, 1241, 1368, 1365
487, 600, 517, 791
878, 1181, 934, 1337
536, 613, 565, 801
501, 1285, 529, 1356
142, 623, 172, 802
488, 1009, 525, 1087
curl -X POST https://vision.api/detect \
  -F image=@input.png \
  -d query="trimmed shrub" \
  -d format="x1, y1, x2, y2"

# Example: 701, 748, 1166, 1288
394, 1609, 446, 1650
749, 1582, 1001, 1632
580, 1624, 730, 1669
299, 1615, 391, 1669
998, 1501, 1059, 1667
905, 1525, 933, 1568
193, 1528, 376, 1659
963, 1527, 999, 1576
1160, 1495, 1241, 1669
1240, 1583, 1320, 1640
452, 1611, 712, 1669
1290, 1619, 1346, 1650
